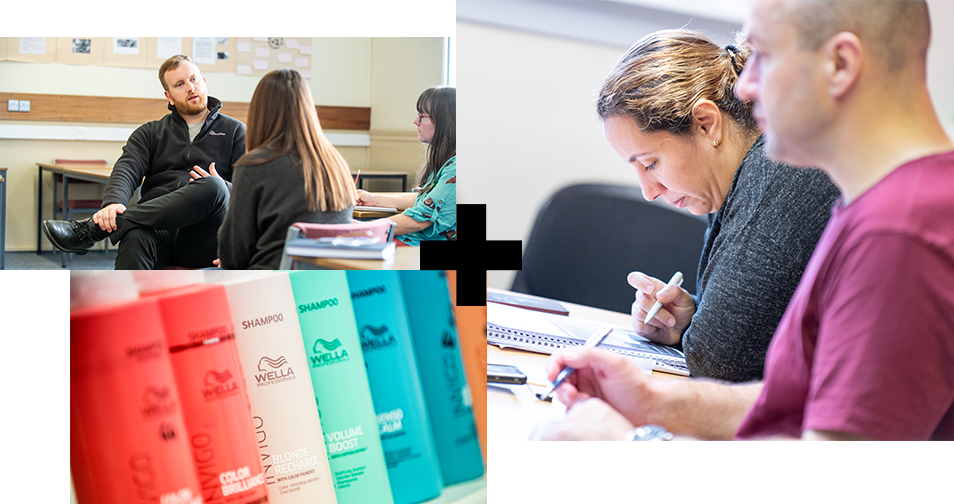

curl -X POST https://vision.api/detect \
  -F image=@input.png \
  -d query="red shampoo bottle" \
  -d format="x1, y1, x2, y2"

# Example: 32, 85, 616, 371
149, 283, 269, 504
71, 296, 202, 504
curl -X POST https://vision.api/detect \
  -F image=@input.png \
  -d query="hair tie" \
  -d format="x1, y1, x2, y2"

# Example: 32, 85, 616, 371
725, 45, 739, 71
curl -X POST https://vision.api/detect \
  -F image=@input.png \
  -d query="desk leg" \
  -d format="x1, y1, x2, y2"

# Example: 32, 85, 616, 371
61, 175, 69, 268
37, 166, 43, 254
1, 174, 6, 269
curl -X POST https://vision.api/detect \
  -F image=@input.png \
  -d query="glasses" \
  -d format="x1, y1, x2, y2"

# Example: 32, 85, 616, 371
416, 112, 431, 122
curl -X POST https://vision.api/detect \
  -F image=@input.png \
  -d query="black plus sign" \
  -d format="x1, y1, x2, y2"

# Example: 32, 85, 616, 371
420, 204, 522, 306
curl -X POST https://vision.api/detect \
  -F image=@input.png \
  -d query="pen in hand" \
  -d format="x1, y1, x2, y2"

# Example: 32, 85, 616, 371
643, 271, 684, 325
537, 325, 613, 402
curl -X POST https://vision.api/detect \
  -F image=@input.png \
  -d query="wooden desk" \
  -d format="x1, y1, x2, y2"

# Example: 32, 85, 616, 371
487, 288, 684, 442
353, 209, 399, 219
289, 245, 419, 270
1, 167, 6, 269
36, 163, 113, 267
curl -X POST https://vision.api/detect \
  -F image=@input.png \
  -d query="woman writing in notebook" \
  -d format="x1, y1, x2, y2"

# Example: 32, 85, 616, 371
216, 68, 356, 269
357, 86, 457, 245
599, 30, 840, 382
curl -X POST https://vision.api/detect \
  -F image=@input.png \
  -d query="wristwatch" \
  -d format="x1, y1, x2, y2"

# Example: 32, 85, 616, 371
625, 424, 673, 441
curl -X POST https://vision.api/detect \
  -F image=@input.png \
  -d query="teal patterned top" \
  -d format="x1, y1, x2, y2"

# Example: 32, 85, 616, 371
399, 156, 457, 245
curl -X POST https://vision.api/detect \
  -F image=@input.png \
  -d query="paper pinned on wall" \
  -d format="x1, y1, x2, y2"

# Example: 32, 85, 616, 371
300, 69, 311, 79
237, 64, 251, 75
113, 38, 139, 55
237, 42, 251, 53
156, 37, 181, 59
298, 46, 312, 55
252, 37, 267, 42
73, 38, 92, 54
286, 39, 299, 49
277, 52, 291, 63
296, 57, 308, 68
192, 37, 216, 65
19, 37, 46, 54
255, 47, 269, 58
253, 59, 268, 70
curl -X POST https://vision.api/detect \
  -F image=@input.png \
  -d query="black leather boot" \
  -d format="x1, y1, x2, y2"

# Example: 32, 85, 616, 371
42, 218, 110, 255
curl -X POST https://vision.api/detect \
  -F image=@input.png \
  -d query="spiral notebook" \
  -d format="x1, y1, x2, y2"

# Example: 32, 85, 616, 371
487, 302, 690, 376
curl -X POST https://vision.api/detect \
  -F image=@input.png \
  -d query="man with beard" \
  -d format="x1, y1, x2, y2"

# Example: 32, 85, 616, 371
42, 54, 246, 269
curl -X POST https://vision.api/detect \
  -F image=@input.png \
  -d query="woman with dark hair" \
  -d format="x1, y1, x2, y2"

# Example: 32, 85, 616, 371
216, 68, 356, 269
597, 30, 841, 382
358, 86, 456, 245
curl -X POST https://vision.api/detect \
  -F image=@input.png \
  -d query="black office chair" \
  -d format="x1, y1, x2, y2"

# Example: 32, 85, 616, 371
511, 183, 708, 314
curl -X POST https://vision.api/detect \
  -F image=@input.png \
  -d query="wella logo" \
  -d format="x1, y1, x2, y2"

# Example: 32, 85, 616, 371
201, 369, 239, 400
309, 338, 350, 368
141, 385, 177, 417
255, 356, 296, 387
359, 325, 396, 353
441, 329, 456, 348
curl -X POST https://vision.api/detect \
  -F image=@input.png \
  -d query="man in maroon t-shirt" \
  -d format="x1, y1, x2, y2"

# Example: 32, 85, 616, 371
542, 0, 954, 441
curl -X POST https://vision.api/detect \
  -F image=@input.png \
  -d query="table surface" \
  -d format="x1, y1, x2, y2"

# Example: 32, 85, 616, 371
486, 288, 685, 442
289, 245, 419, 270
37, 162, 113, 171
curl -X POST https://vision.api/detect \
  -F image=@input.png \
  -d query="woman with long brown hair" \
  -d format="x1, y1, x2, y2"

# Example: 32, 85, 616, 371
357, 86, 456, 244
217, 68, 356, 269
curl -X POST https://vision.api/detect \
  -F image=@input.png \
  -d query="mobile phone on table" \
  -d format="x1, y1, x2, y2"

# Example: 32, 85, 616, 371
487, 363, 528, 384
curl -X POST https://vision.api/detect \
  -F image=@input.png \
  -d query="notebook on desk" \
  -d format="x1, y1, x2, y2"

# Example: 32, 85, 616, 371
487, 302, 689, 376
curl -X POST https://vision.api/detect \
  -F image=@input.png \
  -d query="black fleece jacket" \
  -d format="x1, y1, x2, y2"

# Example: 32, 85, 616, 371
102, 96, 246, 207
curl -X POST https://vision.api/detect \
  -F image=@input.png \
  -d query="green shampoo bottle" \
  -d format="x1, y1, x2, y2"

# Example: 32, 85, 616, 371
288, 271, 394, 504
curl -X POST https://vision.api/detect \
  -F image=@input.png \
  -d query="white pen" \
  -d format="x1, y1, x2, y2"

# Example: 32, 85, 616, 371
643, 271, 684, 325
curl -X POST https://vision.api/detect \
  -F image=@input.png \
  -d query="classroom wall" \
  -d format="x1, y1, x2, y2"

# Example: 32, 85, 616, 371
0, 37, 444, 252
460, 0, 954, 291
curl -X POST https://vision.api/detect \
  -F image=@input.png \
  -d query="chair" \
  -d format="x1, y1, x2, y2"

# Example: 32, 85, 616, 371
278, 218, 397, 269
511, 183, 708, 314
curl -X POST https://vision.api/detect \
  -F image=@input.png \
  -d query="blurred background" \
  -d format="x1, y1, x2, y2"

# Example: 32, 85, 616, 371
457, 0, 954, 290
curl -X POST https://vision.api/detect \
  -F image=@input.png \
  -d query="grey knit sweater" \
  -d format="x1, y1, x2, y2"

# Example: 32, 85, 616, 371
217, 152, 353, 270
682, 136, 841, 382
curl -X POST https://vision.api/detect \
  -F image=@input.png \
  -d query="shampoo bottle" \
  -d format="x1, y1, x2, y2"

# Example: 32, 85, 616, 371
288, 271, 393, 504
149, 283, 269, 504
399, 271, 485, 485
445, 271, 487, 461
212, 271, 338, 504
346, 271, 443, 504
71, 296, 202, 504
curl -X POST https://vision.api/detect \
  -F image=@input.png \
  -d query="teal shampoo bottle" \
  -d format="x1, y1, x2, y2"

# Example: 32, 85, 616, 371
346, 271, 443, 504
288, 271, 394, 504
399, 271, 485, 485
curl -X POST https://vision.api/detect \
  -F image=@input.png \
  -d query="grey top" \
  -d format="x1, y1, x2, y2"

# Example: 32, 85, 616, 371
187, 121, 203, 143
217, 151, 353, 270
682, 136, 841, 382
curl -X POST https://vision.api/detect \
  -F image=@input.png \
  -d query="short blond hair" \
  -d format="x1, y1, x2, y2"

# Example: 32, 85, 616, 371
597, 29, 757, 136
158, 54, 198, 92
